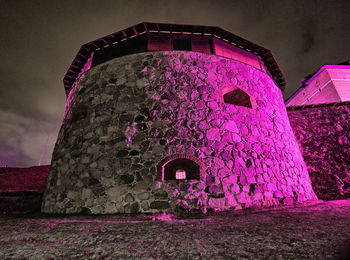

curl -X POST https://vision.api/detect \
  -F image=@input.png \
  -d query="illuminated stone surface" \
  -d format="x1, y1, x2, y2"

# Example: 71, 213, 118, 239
42, 51, 317, 214
288, 104, 350, 200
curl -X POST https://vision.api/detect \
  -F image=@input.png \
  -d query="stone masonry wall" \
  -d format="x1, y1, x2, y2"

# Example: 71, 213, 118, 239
288, 104, 350, 200
42, 51, 317, 214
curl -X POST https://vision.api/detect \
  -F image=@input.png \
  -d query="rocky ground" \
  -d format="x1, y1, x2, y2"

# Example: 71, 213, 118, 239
0, 199, 349, 259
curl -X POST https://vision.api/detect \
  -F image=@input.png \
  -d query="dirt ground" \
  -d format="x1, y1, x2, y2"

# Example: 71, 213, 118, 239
1, 199, 349, 259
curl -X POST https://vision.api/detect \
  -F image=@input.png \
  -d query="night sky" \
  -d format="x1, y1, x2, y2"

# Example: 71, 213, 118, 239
1, 0, 349, 167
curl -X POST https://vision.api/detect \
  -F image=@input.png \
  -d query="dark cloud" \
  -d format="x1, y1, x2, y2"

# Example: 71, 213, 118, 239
0, 110, 60, 167
0, 0, 349, 166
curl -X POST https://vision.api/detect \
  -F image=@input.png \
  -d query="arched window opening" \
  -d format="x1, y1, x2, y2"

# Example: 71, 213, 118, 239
163, 158, 200, 180
157, 154, 205, 181
223, 89, 252, 108
218, 85, 256, 109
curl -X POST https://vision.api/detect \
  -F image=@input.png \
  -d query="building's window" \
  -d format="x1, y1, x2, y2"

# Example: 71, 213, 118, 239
224, 89, 252, 108
175, 169, 186, 179
172, 38, 192, 51
218, 85, 256, 109
157, 154, 205, 181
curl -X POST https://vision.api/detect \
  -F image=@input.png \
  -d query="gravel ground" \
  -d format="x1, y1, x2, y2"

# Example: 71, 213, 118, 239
1, 199, 349, 259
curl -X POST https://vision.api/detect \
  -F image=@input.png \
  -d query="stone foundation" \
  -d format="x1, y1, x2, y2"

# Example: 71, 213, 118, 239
42, 51, 317, 214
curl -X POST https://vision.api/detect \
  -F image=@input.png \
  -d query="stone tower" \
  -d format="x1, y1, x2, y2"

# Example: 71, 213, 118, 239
42, 23, 317, 214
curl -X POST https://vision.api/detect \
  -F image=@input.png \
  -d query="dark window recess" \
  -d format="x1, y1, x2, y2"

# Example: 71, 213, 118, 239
209, 38, 214, 54
223, 89, 252, 108
164, 158, 200, 180
92, 34, 148, 67
172, 38, 192, 51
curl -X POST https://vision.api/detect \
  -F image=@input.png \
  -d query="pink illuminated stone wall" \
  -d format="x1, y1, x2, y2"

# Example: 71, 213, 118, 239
42, 51, 317, 214
288, 103, 350, 200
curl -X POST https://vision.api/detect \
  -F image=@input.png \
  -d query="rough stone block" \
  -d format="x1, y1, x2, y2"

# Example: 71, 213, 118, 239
208, 197, 226, 209
274, 190, 284, 198
283, 197, 294, 205
124, 202, 139, 213
224, 120, 239, 132
154, 190, 168, 200
252, 192, 263, 201
206, 128, 221, 141
150, 201, 170, 209
137, 191, 150, 200
237, 192, 250, 204
264, 192, 273, 199
223, 174, 238, 184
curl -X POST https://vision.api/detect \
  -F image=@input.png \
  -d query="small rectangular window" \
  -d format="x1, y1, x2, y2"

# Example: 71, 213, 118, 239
176, 169, 186, 179
172, 38, 192, 51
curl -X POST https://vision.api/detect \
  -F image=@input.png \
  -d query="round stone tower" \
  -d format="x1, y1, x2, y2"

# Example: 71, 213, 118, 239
42, 23, 317, 214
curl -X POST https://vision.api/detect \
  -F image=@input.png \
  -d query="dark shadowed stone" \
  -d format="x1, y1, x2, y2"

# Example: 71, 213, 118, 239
119, 114, 133, 124
81, 207, 92, 214
154, 191, 168, 200
124, 202, 139, 213
249, 184, 256, 194
209, 185, 221, 194
246, 159, 253, 168
193, 132, 204, 140
180, 183, 190, 191
129, 150, 140, 156
91, 72, 101, 81
160, 139, 166, 145
89, 178, 100, 185
150, 201, 170, 209
71, 149, 82, 158
132, 132, 146, 142
50, 174, 57, 187
205, 176, 215, 185
108, 78, 117, 83
140, 107, 150, 117
117, 149, 128, 157
149, 167, 156, 175
58, 193, 66, 202
135, 172, 143, 181
131, 164, 143, 170
136, 123, 148, 131
210, 192, 225, 198
135, 115, 146, 122
150, 128, 163, 138
119, 158, 132, 168
165, 129, 178, 138
140, 140, 150, 153
111, 136, 125, 144
94, 184, 106, 196
120, 174, 134, 184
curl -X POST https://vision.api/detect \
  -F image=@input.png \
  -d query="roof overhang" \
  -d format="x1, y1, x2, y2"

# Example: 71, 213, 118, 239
63, 22, 286, 96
